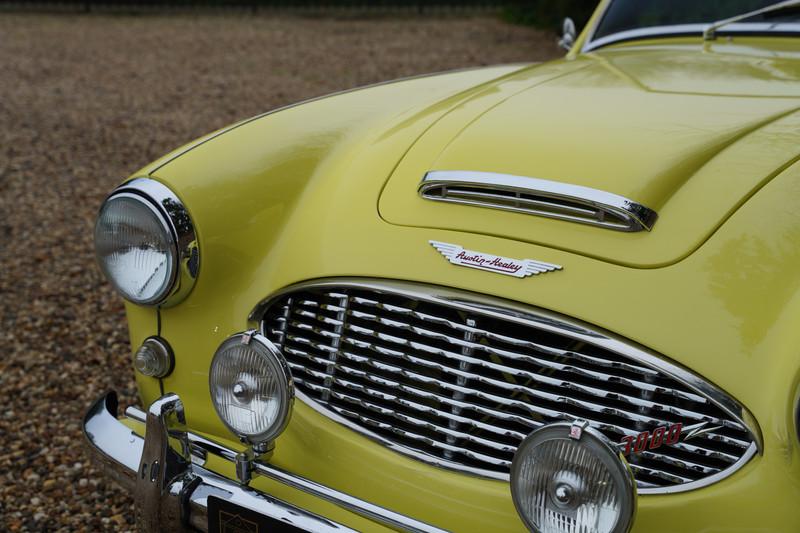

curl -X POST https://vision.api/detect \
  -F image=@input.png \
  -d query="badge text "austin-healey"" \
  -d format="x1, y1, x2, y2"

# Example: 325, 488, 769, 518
429, 241, 562, 278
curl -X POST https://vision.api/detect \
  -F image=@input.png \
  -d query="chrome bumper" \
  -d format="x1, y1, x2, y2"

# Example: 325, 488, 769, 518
83, 391, 448, 533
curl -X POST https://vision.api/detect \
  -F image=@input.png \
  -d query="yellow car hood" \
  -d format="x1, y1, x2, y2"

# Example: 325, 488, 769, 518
379, 42, 800, 268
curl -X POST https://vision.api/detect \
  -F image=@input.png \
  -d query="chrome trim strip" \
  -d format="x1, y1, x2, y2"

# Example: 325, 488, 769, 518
584, 22, 800, 52
419, 171, 658, 232
250, 278, 762, 495
84, 392, 446, 533
704, 0, 800, 40
107, 177, 199, 307
186, 467, 351, 532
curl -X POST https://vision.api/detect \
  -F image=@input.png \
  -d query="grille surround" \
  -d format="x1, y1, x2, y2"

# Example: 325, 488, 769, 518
252, 279, 760, 494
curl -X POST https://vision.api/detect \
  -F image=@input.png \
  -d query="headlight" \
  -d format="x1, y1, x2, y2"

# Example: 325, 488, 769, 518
94, 177, 198, 306
210, 331, 294, 448
511, 421, 636, 533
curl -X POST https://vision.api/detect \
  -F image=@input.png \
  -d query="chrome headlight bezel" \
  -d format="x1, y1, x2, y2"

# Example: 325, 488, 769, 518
209, 332, 295, 448
94, 177, 199, 307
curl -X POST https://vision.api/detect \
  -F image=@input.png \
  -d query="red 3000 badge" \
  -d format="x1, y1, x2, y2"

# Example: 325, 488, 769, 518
620, 423, 682, 456
620, 421, 722, 456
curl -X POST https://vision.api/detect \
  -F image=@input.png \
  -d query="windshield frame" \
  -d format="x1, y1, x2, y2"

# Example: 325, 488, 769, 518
582, 1, 800, 52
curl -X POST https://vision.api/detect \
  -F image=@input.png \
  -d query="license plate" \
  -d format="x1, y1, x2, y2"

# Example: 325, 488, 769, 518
207, 496, 312, 533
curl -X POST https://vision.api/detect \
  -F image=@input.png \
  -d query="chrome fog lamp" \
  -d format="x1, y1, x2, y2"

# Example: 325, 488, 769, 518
511, 421, 636, 533
94, 177, 198, 307
210, 331, 294, 450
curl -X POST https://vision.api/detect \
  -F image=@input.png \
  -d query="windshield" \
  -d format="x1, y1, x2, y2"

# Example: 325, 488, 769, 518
593, 0, 800, 40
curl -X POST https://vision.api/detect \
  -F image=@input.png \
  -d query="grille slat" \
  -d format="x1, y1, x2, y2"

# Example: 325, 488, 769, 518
285, 312, 746, 466
343, 307, 709, 405
329, 385, 518, 456
340, 343, 742, 464
279, 317, 724, 430
628, 463, 693, 485
348, 305, 667, 380
287, 356, 528, 441
340, 324, 737, 440
343, 319, 695, 402
260, 282, 758, 493
351, 295, 686, 382
289, 355, 733, 479
286, 344, 542, 430
289, 327, 751, 452
326, 403, 513, 469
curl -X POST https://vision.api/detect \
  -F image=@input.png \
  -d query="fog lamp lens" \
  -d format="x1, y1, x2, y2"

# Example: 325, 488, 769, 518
134, 337, 174, 378
210, 331, 293, 446
511, 421, 636, 533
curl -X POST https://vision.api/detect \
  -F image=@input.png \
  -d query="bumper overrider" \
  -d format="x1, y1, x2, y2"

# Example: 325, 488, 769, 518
83, 391, 448, 533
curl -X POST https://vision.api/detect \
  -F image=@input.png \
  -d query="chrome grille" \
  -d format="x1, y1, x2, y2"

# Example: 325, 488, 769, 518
257, 280, 758, 493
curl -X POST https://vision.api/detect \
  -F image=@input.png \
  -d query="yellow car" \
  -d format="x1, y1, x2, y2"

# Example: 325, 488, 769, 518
84, 1, 800, 532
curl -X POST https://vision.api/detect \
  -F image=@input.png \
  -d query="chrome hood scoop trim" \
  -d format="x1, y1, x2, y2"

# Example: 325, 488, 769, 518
419, 171, 658, 232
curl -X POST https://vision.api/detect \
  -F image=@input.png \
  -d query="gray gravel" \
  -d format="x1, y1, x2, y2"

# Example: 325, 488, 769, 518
0, 12, 559, 531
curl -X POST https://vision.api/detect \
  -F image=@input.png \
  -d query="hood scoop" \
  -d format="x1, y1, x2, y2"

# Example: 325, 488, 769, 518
419, 171, 658, 232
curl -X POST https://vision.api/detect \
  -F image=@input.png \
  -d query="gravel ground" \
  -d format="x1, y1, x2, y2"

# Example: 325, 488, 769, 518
0, 12, 559, 531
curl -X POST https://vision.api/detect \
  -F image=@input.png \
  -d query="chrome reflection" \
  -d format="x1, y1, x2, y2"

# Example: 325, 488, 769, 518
418, 171, 658, 232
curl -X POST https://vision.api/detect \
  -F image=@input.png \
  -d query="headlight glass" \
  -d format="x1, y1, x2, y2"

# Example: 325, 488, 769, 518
94, 193, 176, 305
210, 332, 294, 446
511, 421, 636, 533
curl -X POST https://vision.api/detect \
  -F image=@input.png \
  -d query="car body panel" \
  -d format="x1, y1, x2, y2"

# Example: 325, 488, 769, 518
120, 51, 800, 529
380, 40, 800, 267
142, 146, 800, 531
99, 16, 800, 532
597, 40, 800, 97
